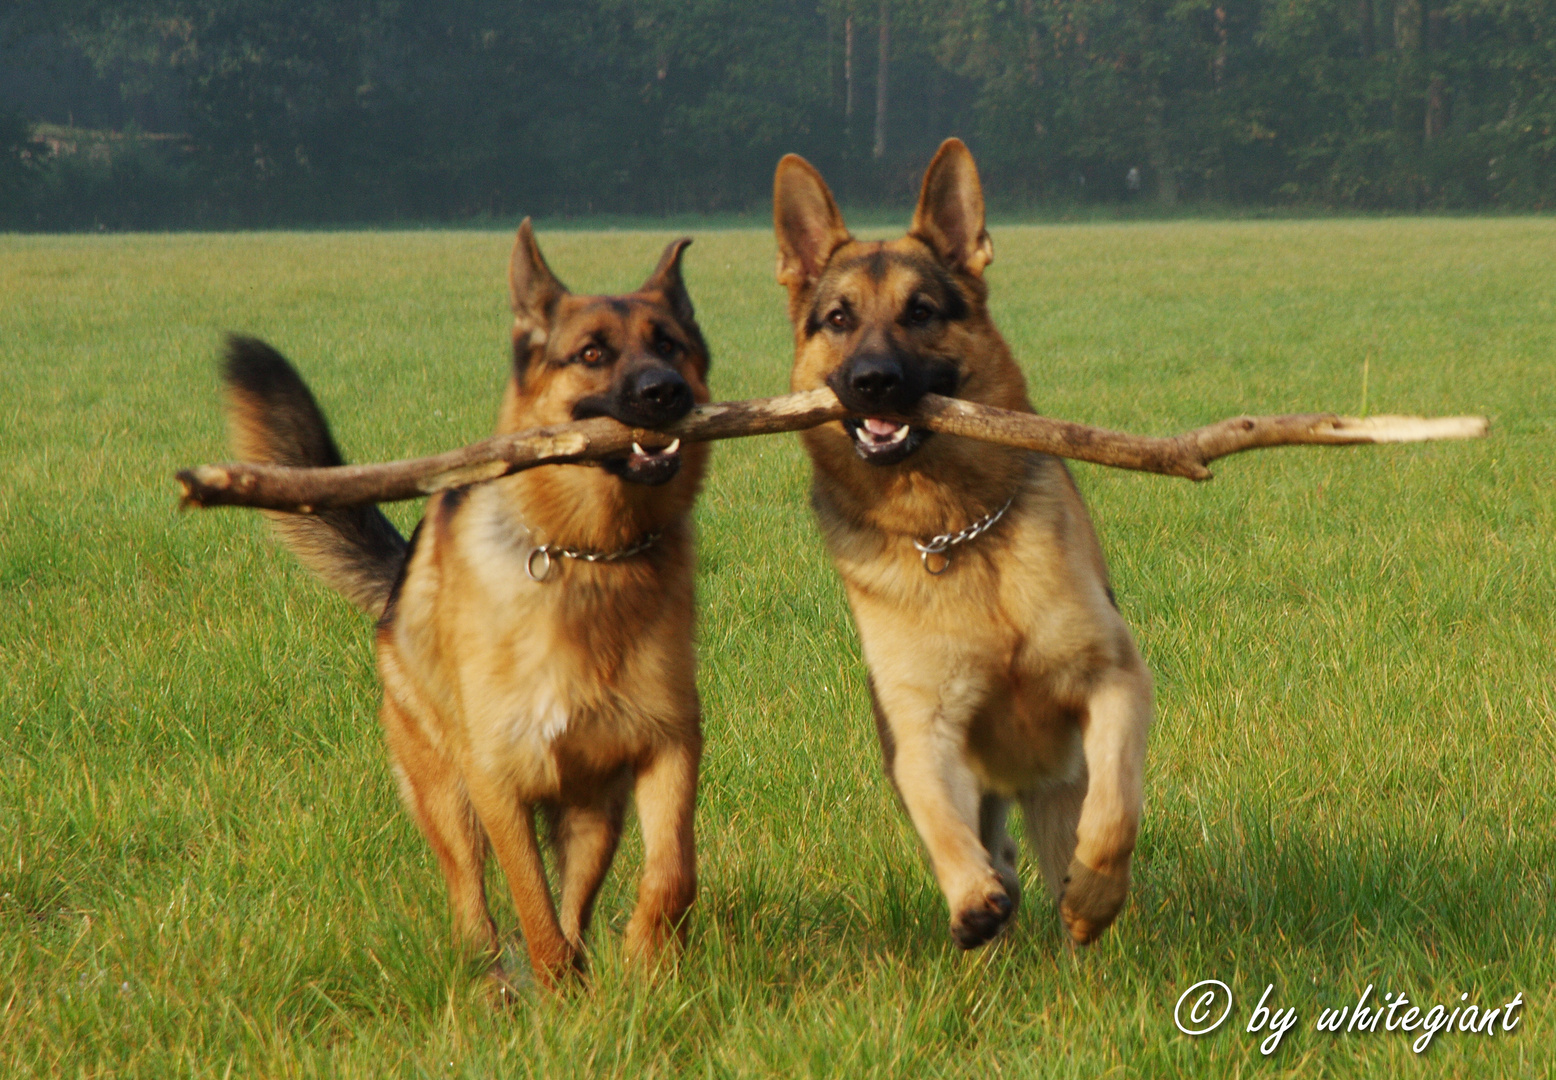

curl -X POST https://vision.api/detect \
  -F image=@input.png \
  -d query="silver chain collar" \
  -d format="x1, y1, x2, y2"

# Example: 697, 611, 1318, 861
912, 494, 1016, 575
525, 530, 663, 582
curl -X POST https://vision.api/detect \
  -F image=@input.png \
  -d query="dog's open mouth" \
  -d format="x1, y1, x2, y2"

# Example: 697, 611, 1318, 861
843, 418, 928, 466
603, 438, 682, 485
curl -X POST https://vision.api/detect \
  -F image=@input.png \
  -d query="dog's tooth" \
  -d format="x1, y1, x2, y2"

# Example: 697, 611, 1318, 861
632, 441, 647, 456
665, 439, 681, 454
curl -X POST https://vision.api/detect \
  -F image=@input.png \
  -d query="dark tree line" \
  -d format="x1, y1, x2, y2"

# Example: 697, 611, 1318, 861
1, 0, 1553, 228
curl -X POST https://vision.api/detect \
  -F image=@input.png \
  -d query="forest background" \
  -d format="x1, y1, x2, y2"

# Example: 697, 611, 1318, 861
2, 0, 1554, 228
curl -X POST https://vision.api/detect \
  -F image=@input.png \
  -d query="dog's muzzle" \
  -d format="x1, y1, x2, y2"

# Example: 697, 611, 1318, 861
603, 437, 683, 485
572, 364, 693, 484
841, 417, 928, 466
829, 353, 955, 466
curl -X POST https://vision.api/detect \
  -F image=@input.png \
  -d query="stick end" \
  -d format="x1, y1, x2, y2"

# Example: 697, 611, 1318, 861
1330, 414, 1491, 443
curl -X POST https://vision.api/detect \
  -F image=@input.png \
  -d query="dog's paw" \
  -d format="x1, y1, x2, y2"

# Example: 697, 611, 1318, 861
1058, 858, 1130, 945
483, 960, 525, 1007
950, 882, 1016, 949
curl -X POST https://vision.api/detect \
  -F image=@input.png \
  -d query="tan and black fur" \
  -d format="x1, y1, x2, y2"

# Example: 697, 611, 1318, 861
773, 141, 1152, 948
225, 221, 711, 987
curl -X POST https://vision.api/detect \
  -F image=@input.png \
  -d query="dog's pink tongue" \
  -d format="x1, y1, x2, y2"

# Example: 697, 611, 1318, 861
863, 418, 900, 436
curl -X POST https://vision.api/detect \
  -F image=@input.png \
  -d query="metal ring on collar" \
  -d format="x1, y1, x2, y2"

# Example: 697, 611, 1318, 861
920, 549, 952, 575
525, 545, 553, 582
911, 493, 1016, 576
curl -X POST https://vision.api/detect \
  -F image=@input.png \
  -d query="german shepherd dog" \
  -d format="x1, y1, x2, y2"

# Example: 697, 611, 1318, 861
224, 222, 711, 987
773, 140, 1152, 949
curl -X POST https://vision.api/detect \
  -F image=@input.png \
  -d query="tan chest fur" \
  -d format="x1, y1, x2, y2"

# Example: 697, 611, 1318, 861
815, 453, 1134, 795
380, 478, 698, 802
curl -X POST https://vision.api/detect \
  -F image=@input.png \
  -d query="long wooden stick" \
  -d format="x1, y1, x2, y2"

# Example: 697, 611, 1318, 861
175, 388, 1488, 512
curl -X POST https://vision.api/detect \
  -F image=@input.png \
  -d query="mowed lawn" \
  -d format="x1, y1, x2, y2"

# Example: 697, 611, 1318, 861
1, 219, 1552, 1078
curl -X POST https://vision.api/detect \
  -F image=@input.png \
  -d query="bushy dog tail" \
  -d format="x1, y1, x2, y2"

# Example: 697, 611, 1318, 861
222, 335, 408, 618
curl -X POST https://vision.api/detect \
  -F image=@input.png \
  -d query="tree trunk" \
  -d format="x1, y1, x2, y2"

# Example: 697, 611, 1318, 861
1151, 125, 1177, 207
873, 0, 889, 160
1359, 0, 1374, 57
1424, 73, 1448, 139
844, 13, 855, 132
1214, 6, 1227, 88
1395, 0, 1422, 53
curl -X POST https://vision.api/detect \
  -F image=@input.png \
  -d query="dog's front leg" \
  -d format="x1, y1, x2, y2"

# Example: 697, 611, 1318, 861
883, 686, 1015, 949
380, 691, 499, 960
1060, 662, 1152, 945
624, 732, 701, 965
463, 770, 576, 987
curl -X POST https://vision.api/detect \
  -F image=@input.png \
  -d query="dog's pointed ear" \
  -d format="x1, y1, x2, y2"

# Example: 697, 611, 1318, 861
509, 218, 567, 330
640, 236, 696, 326
774, 154, 851, 292
911, 139, 994, 277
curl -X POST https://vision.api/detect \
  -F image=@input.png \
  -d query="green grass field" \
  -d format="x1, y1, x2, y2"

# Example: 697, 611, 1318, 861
2, 219, 1553, 1078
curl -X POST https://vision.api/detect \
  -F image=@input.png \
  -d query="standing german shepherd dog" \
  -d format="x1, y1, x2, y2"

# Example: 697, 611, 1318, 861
773, 141, 1152, 949
224, 222, 710, 988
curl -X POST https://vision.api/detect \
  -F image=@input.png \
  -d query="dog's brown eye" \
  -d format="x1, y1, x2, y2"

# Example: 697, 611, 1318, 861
653, 332, 678, 359
907, 301, 936, 326
579, 344, 606, 366
826, 309, 848, 330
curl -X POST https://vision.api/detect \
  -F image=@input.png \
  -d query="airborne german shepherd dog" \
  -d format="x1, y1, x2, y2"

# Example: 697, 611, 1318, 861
773, 141, 1153, 949
224, 222, 710, 987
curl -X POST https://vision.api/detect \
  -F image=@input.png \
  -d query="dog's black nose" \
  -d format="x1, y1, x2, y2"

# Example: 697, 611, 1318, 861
835, 354, 919, 413
622, 366, 692, 426
850, 357, 901, 401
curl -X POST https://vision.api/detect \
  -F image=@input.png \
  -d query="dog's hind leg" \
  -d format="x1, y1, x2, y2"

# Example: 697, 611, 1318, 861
381, 692, 497, 958
624, 734, 701, 965
1018, 774, 1086, 904
1059, 662, 1152, 945
552, 780, 630, 953
978, 794, 1022, 911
